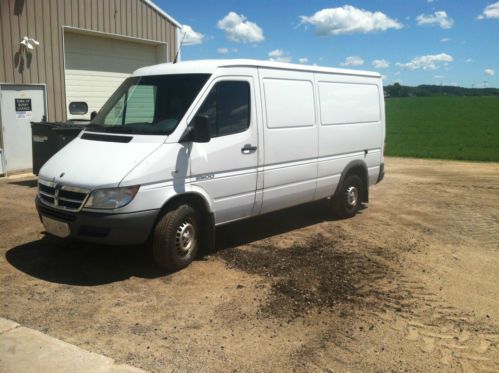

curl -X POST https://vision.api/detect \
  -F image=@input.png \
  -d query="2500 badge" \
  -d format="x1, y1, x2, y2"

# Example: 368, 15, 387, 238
195, 173, 215, 181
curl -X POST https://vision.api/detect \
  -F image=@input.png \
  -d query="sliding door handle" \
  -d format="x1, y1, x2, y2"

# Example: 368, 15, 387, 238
241, 144, 257, 154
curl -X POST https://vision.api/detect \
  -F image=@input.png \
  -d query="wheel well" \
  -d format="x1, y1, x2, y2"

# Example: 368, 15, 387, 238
342, 164, 369, 202
156, 193, 215, 252
159, 193, 211, 220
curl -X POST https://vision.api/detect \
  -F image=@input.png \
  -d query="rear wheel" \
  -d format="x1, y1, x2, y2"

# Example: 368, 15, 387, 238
332, 174, 363, 218
153, 204, 200, 272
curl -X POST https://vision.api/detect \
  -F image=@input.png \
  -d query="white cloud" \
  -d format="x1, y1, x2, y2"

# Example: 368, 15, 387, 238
340, 56, 364, 67
416, 11, 454, 29
298, 57, 309, 64
300, 5, 402, 35
381, 74, 388, 81
484, 68, 495, 76
477, 2, 499, 19
434, 75, 444, 79
180, 25, 204, 45
440, 37, 451, 42
465, 58, 473, 63
396, 53, 453, 70
217, 47, 229, 54
217, 12, 264, 43
372, 59, 390, 69
268, 49, 284, 58
268, 49, 292, 63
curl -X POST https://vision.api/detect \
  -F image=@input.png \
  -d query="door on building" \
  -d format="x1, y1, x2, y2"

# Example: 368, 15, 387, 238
64, 31, 167, 120
0, 84, 47, 173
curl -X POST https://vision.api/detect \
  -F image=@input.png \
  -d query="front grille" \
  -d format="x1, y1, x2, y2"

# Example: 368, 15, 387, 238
38, 179, 90, 212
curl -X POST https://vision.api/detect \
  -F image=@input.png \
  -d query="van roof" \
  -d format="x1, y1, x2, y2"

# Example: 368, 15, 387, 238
133, 59, 381, 78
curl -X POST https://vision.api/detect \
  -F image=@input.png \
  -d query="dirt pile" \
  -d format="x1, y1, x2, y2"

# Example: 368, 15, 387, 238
219, 232, 404, 319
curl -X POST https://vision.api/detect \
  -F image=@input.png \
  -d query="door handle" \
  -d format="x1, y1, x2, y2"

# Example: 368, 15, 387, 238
241, 144, 257, 154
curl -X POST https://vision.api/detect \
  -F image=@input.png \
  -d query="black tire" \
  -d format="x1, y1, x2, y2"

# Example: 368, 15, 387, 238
332, 174, 363, 219
153, 204, 200, 272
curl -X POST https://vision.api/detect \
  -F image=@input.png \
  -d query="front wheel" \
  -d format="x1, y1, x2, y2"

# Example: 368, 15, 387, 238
332, 174, 363, 218
153, 204, 200, 272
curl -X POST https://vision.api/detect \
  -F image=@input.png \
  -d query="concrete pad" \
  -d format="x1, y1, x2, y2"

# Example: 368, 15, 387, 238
4, 172, 35, 180
0, 318, 145, 373
0, 318, 19, 334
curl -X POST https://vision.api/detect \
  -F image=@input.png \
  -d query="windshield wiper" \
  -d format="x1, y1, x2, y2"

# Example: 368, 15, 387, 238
85, 124, 118, 133
85, 124, 106, 130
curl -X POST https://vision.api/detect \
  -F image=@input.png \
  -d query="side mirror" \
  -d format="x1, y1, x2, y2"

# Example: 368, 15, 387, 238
90, 111, 98, 120
180, 115, 211, 143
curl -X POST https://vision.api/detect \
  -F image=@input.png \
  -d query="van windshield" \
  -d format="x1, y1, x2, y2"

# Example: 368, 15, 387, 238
87, 74, 210, 135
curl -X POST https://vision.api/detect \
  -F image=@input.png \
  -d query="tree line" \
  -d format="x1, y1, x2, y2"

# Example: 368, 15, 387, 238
384, 83, 499, 98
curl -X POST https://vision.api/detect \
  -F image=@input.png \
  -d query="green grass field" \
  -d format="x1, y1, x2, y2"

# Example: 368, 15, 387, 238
385, 96, 499, 162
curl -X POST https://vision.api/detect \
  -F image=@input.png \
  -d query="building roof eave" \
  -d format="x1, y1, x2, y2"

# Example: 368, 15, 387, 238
143, 0, 181, 29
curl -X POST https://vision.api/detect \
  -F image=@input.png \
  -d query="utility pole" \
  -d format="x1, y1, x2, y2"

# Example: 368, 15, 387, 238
483, 81, 488, 88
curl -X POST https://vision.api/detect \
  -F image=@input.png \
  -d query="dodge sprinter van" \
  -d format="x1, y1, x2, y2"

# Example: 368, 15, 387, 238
36, 59, 385, 271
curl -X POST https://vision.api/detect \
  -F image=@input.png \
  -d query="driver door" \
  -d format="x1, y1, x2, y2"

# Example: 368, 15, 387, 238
189, 74, 259, 224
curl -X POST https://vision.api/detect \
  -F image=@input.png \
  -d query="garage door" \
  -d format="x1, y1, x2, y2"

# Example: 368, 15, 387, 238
64, 31, 164, 120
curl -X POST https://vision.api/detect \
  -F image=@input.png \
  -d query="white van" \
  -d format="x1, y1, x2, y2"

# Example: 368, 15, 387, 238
36, 59, 385, 271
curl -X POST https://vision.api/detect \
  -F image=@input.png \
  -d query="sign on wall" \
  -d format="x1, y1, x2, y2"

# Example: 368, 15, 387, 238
15, 98, 32, 119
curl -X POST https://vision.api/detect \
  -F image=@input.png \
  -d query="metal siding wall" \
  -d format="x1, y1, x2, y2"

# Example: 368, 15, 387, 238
85, 0, 92, 30
109, 0, 115, 34
42, 0, 55, 118
10, 0, 21, 84
71, 0, 78, 27
0, 6, 4, 83
1, 0, 178, 122
137, 0, 142, 38
18, 1, 28, 83
34, 0, 46, 85
25, 0, 38, 82
90, 0, 97, 30
57, 0, 67, 120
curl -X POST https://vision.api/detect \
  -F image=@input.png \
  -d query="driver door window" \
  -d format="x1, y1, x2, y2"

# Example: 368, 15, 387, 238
196, 81, 250, 138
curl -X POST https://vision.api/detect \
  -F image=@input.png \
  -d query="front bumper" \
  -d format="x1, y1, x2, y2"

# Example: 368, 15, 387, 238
36, 197, 159, 245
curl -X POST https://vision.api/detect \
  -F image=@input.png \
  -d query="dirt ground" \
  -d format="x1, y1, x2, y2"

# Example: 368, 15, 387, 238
0, 157, 498, 372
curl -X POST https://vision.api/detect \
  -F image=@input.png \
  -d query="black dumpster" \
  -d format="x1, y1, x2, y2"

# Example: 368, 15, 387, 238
31, 121, 88, 175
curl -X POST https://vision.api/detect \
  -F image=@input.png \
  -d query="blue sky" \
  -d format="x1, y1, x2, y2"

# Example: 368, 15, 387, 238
158, 1, 499, 87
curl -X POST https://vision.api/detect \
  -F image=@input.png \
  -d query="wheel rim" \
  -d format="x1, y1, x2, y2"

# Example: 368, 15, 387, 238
346, 185, 359, 209
175, 220, 196, 257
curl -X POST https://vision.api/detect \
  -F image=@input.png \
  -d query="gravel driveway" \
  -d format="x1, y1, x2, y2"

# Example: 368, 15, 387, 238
1, 157, 498, 372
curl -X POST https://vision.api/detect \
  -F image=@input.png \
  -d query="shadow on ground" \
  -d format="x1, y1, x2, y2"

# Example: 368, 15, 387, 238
215, 200, 358, 250
5, 236, 163, 286
8, 179, 38, 188
5, 200, 354, 286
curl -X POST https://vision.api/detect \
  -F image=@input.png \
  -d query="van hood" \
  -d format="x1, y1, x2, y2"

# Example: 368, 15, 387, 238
39, 132, 164, 189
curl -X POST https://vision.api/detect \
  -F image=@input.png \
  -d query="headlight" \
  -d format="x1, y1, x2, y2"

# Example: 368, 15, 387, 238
84, 186, 139, 209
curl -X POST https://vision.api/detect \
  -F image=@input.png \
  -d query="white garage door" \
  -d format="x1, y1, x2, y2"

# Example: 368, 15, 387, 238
64, 31, 164, 120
